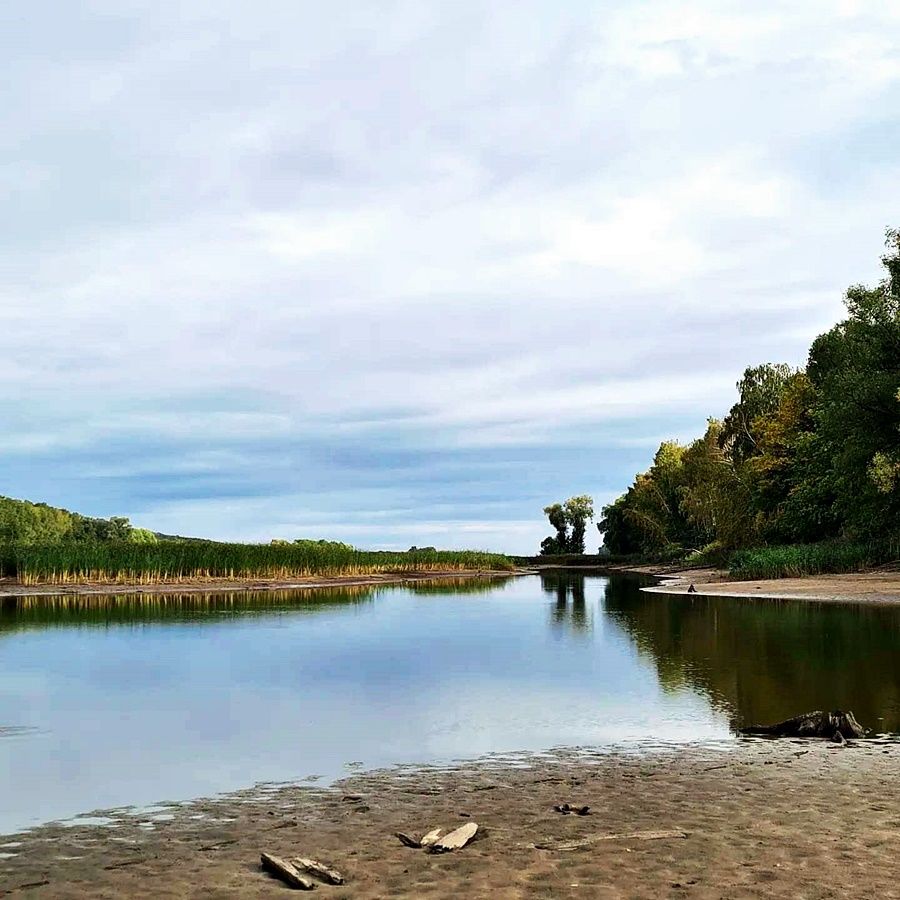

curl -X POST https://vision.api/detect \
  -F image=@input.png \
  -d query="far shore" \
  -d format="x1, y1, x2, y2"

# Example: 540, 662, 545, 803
0, 569, 521, 599
5, 562, 900, 606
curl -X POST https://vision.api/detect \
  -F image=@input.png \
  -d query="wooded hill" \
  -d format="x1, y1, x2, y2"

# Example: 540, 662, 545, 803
600, 229, 900, 569
0, 495, 156, 544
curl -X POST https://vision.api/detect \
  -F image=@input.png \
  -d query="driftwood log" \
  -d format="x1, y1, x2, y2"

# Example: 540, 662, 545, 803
395, 832, 422, 848
740, 710, 865, 739
260, 852, 315, 890
293, 857, 344, 886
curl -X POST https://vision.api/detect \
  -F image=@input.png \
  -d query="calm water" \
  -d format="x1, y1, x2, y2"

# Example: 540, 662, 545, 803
2, 572, 900, 834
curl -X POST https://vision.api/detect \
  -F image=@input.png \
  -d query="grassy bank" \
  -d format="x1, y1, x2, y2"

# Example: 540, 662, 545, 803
728, 538, 900, 581
525, 538, 900, 582
0, 542, 514, 585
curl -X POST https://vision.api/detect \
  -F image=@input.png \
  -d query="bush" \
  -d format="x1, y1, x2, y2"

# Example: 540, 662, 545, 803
729, 537, 900, 580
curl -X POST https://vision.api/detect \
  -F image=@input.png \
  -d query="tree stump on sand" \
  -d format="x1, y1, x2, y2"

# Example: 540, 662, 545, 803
740, 710, 865, 739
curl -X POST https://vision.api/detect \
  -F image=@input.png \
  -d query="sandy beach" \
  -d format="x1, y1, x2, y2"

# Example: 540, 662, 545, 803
629, 564, 900, 605
2, 738, 899, 899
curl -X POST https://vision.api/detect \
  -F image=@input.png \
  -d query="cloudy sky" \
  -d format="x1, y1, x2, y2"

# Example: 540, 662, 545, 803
2, 1, 898, 552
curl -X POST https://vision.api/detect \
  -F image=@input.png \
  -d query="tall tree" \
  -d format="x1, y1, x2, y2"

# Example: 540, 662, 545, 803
719, 364, 797, 464
540, 496, 594, 554
541, 503, 569, 555
806, 229, 900, 537
564, 495, 594, 554
680, 420, 756, 551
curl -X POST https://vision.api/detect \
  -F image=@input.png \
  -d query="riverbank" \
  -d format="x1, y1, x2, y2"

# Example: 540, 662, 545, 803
0, 569, 520, 599
2, 739, 898, 898
624, 563, 900, 605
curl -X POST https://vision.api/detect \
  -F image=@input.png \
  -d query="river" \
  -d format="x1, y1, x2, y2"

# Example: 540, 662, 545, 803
2, 571, 898, 834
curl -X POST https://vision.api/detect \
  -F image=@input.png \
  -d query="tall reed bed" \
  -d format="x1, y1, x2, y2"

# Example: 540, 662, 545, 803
0, 542, 514, 585
729, 536, 900, 581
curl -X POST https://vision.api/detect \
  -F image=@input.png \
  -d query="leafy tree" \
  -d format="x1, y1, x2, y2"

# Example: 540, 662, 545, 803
744, 372, 839, 542
541, 502, 569, 555
540, 496, 594, 554
600, 227, 900, 559
564, 495, 594, 554
598, 494, 642, 555
806, 228, 900, 537
0, 497, 72, 543
680, 421, 757, 551
0, 496, 134, 544
540, 535, 566, 555
719, 364, 797, 464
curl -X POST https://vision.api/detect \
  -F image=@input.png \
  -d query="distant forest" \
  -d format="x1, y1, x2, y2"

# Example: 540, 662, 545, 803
0, 495, 159, 544
599, 229, 900, 562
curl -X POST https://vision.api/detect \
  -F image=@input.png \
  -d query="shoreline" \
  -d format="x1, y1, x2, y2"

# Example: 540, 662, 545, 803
0, 568, 522, 599
523, 560, 900, 607
3, 739, 898, 898
620, 562, 900, 606
6, 563, 900, 606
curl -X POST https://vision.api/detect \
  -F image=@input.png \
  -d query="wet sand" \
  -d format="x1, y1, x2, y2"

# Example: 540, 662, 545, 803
2, 739, 899, 899
632, 564, 900, 605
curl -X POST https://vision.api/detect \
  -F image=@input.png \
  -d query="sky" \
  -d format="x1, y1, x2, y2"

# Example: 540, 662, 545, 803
1, 0, 899, 553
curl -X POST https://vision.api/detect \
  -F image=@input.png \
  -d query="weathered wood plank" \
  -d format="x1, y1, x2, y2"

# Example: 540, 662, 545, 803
293, 857, 344, 885
260, 852, 315, 890
419, 827, 444, 848
430, 822, 478, 853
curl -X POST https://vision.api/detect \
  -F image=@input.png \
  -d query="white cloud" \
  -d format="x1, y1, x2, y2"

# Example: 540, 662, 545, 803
1, 0, 899, 551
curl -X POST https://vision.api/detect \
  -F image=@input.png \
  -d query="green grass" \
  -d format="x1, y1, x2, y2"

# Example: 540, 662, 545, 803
728, 537, 900, 581
0, 541, 514, 585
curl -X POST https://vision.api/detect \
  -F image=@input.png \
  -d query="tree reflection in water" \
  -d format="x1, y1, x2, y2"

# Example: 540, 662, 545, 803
542, 571, 592, 633
601, 574, 900, 734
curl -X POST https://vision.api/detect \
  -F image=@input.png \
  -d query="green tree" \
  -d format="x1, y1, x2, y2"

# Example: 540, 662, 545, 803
564, 495, 594, 554
598, 494, 642, 555
540, 496, 594, 554
680, 420, 756, 551
719, 364, 797, 464
806, 228, 900, 537
540, 502, 569, 555
599, 226, 900, 561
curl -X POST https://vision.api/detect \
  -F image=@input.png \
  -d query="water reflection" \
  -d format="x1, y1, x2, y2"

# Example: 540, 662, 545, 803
0, 573, 718, 834
3, 571, 900, 835
601, 574, 900, 732
0, 575, 514, 633
0, 587, 375, 632
541, 572, 591, 633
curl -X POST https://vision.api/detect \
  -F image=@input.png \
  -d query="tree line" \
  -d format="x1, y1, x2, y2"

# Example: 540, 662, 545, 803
0, 495, 158, 544
597, 229, 900, 560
